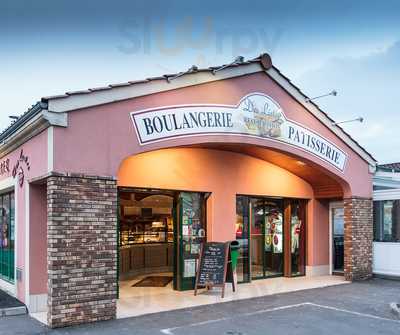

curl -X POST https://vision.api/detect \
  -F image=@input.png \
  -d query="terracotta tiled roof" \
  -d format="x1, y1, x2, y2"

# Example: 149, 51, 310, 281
378, 162, 400, 171
40, 57, 264, 101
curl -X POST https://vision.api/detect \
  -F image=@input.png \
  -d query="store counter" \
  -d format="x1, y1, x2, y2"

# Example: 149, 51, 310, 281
120, 243, 174, 277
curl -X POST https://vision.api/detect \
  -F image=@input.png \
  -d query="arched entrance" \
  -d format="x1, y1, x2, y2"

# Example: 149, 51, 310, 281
115, 145, 351, 312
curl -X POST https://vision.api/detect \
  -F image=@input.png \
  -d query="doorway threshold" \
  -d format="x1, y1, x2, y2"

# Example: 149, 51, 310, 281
117, 275, 348, 319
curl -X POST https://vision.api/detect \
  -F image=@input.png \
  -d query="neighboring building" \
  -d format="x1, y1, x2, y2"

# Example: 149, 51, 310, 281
0, 53, 376, 328
373, 163, 400, 278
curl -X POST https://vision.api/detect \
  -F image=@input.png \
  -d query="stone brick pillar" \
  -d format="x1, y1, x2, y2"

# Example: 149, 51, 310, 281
343, 197, 373, 281
47, 174, 118, 328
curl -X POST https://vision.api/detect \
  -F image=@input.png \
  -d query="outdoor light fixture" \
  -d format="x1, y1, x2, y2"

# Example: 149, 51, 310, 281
8, 115, 19, 120
332, 117, 364, 126
212, 56, 245, 74
305, 90, 337, 103
167, 65, 199, 82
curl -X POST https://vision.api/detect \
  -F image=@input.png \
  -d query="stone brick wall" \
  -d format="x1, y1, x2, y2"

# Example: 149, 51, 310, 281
47, 173, 118, 328
344, 197, 373, 281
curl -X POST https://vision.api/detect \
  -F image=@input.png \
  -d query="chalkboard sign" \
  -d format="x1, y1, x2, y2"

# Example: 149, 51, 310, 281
194, 242, 235, 298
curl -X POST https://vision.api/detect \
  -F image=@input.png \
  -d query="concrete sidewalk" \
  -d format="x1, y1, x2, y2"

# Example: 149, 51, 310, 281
0, 289, 26, 317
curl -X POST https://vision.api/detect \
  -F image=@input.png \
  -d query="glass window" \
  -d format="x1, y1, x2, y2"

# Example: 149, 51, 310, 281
235, 196, 250, 283
263, 199, 284, 277
178, 192, 206, 290
236, 196, 306, 280
119, 193, 173, 245
373, 200, 400, 242
332, 207, 344, 272
290, 200, 306, 276
0, 191, 15, 283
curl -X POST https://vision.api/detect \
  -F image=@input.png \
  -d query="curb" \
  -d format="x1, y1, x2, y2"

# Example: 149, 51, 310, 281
0, 306, 27, 317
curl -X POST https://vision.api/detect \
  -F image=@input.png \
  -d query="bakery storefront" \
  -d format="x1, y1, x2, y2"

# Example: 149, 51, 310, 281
0, 54, 375, 328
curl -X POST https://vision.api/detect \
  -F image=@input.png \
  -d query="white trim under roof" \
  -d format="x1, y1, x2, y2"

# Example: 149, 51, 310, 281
375, 169, 400, 180
46, 63, 264, 113
43, 60, 375, 168
373, 177, 400, 190
373, 189, 400, 201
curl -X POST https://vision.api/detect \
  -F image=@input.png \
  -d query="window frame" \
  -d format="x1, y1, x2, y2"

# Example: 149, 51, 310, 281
0, 190, 15, 283
373, 199, 400, 243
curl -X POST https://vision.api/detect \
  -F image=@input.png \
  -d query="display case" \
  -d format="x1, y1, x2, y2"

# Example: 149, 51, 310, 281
120, 216, 173, 246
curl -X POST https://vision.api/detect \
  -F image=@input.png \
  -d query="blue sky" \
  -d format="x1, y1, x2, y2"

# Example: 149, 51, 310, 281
1, 0, 399, 163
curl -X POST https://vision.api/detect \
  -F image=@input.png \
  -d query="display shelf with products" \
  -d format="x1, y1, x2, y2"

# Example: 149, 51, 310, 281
120, 215, 174, 246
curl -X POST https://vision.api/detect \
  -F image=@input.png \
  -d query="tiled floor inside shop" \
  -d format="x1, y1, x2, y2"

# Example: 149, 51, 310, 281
30, 275, 348, 324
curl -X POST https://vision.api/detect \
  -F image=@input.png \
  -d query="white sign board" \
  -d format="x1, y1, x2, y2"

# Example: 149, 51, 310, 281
131, 93, 347, 171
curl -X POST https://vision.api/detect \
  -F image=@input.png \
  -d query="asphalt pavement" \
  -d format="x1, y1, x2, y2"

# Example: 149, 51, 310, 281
1, 278, 399, 335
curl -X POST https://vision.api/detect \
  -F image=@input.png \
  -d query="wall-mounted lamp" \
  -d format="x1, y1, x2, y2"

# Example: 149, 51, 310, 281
167, 65, 198, 82
305, 90, 337, 103
8, 116, 19, 120
212, 56, 245, 74
332, 117, 364, 126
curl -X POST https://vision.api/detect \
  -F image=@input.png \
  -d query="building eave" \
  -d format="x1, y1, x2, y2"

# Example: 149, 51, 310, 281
44, 62, 265, 113
0, 111, 68, 159
0, 101, 47, 142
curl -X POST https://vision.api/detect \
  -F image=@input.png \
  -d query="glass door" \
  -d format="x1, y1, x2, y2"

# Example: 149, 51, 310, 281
250, 198, 284, 279
176, 192, 206, 290
237, 195, 306, 281
264, 199, 284, 277
289, 200, 306, 276
250, 198, 264, 279
331, 205, 344, 273
235, 196, 250, 283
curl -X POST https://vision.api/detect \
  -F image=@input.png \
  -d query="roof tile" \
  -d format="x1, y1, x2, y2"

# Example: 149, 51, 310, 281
108, 82, 131, 88
88, 86, 112, 92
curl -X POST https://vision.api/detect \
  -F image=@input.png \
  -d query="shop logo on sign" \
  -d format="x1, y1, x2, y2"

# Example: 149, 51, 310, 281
12, 150, 30, 187
240, 95, 284, 139
131, 93, 348, 171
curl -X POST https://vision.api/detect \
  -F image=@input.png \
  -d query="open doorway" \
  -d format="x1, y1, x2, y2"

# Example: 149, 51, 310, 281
119, 189, 175, 291
118, 188, 207, 296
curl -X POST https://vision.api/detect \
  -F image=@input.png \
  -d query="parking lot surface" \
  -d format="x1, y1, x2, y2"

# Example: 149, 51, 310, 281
1, 278, 399, 335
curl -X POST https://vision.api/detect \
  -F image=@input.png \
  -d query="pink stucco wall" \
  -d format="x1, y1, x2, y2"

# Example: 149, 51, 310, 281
0, 129, 48, 302
53, 71, 372, 198
307, 199, 330, 266
29, 183, 47, 294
